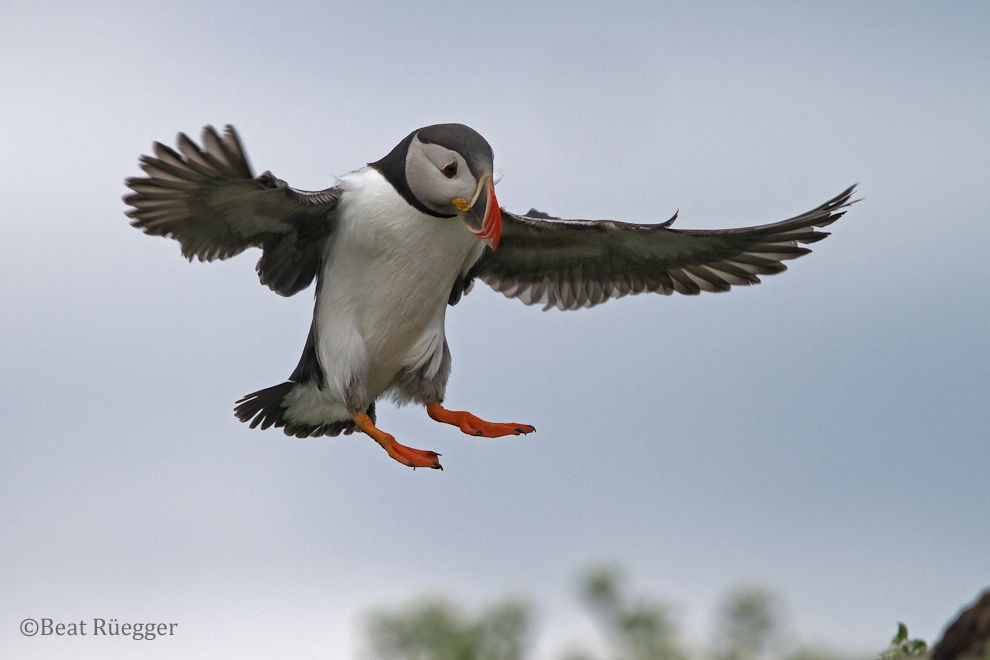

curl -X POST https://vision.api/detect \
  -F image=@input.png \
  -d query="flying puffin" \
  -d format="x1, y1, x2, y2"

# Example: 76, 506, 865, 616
125, 124, 855, 470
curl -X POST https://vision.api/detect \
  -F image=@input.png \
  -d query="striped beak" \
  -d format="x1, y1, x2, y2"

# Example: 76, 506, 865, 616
459, 175, 501, 249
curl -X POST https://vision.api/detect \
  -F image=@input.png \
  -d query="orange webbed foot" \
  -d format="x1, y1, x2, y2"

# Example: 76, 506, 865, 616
383, 440, 442, 470
426, 403, 536, 438
353, 411, 442, 470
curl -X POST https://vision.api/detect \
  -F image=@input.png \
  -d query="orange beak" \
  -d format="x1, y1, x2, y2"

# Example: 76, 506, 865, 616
460, 176, 501, 250
476, 180, 501, 249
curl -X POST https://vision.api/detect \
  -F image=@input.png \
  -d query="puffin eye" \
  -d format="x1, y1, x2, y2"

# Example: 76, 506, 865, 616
441, 161, 458, 178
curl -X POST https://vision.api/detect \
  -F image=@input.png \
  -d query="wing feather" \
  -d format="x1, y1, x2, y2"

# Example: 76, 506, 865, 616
465, 186, 856, 310
125, 125, 341, 296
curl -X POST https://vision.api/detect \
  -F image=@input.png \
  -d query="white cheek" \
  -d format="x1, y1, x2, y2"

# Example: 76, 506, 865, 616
409, 165, 474, 208
451, 173, 475, 198
407, 140, 479, 207
444, 155, 477, 199
433, 175, 473, 204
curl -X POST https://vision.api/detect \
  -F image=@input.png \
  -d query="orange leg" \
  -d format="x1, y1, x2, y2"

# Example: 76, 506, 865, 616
426, 403, 535, 438
353, 411, 442, 470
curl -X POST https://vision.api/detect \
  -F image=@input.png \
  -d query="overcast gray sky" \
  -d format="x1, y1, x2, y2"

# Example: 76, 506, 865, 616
1, 1, 988, 658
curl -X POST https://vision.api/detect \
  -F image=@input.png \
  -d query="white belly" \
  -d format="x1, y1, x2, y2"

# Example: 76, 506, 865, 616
314, 167, 483, 404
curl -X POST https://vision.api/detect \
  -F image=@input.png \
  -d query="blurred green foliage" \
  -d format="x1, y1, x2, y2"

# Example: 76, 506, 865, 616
366, 598, 530, 660
712, 586, 779, 660
363, 568, 923, 660
565, 566, 686, 660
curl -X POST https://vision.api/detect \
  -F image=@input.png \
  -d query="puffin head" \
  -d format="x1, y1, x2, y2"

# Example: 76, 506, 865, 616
370, 123, 501, 249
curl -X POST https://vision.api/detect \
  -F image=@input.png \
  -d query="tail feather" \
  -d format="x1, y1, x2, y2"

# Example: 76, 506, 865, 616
234, 382, 375, 438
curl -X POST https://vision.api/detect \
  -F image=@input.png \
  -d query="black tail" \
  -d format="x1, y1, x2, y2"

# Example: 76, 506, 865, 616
234, 382, 294, 430
234, 382, 375, 439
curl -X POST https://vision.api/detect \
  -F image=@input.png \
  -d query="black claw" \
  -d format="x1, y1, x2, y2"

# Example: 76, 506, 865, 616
474, 430, 483, 435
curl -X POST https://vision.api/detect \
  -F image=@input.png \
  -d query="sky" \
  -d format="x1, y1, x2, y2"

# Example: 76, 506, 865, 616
1, 1, 988, 658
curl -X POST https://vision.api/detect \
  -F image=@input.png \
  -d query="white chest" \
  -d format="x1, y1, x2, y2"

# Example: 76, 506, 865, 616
314, 168, 483, 388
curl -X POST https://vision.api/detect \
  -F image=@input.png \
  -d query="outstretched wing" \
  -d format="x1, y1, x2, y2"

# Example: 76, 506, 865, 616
464, 186, 856, 310
124, 125, 341, 296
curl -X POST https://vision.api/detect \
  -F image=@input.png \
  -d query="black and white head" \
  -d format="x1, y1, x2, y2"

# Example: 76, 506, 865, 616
371, 123, 501, 248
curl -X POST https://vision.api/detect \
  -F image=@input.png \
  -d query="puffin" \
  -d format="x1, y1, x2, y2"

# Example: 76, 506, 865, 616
125, 123, 855, 470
